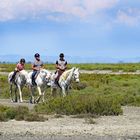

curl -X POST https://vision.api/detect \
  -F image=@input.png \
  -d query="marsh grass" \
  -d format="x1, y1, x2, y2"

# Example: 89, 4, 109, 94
1, 64, 140, 117
1, 63, 140, 72
0, 105, 46, 122
34, 95, 122, 116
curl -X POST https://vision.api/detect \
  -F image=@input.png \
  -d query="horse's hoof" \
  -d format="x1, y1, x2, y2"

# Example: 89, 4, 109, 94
18, 100, 23, 103
29, 100, 33, 104
11, 100, 14, 103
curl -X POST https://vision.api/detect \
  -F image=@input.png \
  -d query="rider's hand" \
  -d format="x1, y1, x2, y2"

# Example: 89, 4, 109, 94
59, 67, 66, 71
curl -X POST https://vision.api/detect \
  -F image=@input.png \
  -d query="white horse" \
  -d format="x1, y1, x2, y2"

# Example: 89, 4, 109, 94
51, 67, 80, 97
8, 70, 31, 103
28, 69, 52, 103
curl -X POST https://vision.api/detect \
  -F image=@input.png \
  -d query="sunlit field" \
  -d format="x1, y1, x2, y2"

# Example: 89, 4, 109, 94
1, 63, 140, 72
0, 63, 140, 120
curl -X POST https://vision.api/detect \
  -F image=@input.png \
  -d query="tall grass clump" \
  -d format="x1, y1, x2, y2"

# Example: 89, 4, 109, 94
0, 105, 45, 122
35, 95, 122, 116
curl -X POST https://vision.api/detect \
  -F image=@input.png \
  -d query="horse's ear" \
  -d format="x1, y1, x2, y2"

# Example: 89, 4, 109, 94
72, 67, 76, 71
75, 68, 79, 71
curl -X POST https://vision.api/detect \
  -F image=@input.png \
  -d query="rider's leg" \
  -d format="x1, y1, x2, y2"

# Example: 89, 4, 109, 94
54, 71, 59, 84
55, 70, 63, 87
10, 70, 17, 82
32, 71, 37, 85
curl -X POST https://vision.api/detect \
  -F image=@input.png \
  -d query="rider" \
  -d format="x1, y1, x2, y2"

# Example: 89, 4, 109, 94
32, 53, 44, 85
54, 53, 67, 84
10, 58, 26, 82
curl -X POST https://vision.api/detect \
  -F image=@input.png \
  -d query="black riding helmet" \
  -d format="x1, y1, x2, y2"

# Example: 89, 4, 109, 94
20, 58, 25, 63
34, 53, 40, 58
59, 53, 64, 57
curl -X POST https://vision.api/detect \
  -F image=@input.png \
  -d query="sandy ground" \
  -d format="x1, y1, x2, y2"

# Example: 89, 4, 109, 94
1, 69, 140, 139
0, 103, 140, 140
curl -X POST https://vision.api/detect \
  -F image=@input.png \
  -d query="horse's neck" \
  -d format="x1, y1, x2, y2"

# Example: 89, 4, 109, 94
62, 68, 74, 83
67, 68, 74, 82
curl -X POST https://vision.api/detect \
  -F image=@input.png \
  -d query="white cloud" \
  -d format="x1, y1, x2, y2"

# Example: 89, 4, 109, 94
83, 0, 118, 14
116, 8, 140, 26
0, 0, 119, 22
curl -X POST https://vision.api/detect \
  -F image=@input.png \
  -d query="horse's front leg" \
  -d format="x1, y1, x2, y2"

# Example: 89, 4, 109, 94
66, 85, 69, 96
35, 86, 42, 103
17, 85, 23, 103
29, 86, 35, 104
61, 86, 66, 97
51, 86, 57, 97
9, 84, 14, 102
42, 90, 45, 103
14, 85, 18, 102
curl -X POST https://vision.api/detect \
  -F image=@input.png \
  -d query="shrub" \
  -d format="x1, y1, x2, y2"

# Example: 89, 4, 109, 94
72, 82, 88, 90
0, 112, 7, 121
14, 106, 29, 121
5, 108, 17, 119
24, 113, 45, 122
35, 95, 122, 116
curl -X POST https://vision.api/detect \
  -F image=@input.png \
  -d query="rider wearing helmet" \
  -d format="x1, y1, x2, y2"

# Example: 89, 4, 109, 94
55, 53, 67, 84
10, 58, 26, 82
31, 53, 44, 85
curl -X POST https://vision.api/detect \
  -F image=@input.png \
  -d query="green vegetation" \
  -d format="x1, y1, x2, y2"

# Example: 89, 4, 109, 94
1, 63, 140, 72
1, 63, 140, 120
34, 95, 122, 116
0, 105, 45, 122
34, 73, 140, 116
69, 63, 140, 72
0, 75, 9, 99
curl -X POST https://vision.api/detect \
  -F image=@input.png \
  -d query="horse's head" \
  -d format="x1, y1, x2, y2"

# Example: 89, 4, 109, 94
40, 69, 52, 83
73, 68, 80, 83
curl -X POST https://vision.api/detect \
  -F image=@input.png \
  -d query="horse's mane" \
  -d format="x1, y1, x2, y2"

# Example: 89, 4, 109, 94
20, 70, 28, 75
40, 69, 50, 73
60, 68, 75, 81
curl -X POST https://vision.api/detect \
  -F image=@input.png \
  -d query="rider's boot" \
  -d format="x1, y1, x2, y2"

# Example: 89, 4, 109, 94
32, 79, 36, 86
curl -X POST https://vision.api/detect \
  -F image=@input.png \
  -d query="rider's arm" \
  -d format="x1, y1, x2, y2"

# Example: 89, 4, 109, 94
16, 63, 21, 71
55, 60, 59, 69
40, 61, 44, 69
32, 64, 38, 71
64, 61, 67, 70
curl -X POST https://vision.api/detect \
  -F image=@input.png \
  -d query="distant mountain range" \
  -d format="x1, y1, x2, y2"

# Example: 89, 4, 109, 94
0, 54, 140, 63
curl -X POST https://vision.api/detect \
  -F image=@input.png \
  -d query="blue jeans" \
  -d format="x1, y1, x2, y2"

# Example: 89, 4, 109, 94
32, 70, 37, 84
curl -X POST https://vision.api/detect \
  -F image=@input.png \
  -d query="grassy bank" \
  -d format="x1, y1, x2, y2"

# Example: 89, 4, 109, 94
1, 63, 140, 72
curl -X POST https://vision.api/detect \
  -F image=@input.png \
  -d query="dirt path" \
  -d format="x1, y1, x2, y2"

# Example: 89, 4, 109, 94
0, 99, 140, 139
0, 99, 35, 110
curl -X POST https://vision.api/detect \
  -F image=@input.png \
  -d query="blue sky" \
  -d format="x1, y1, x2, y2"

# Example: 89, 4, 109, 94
0, 0, 140, 62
